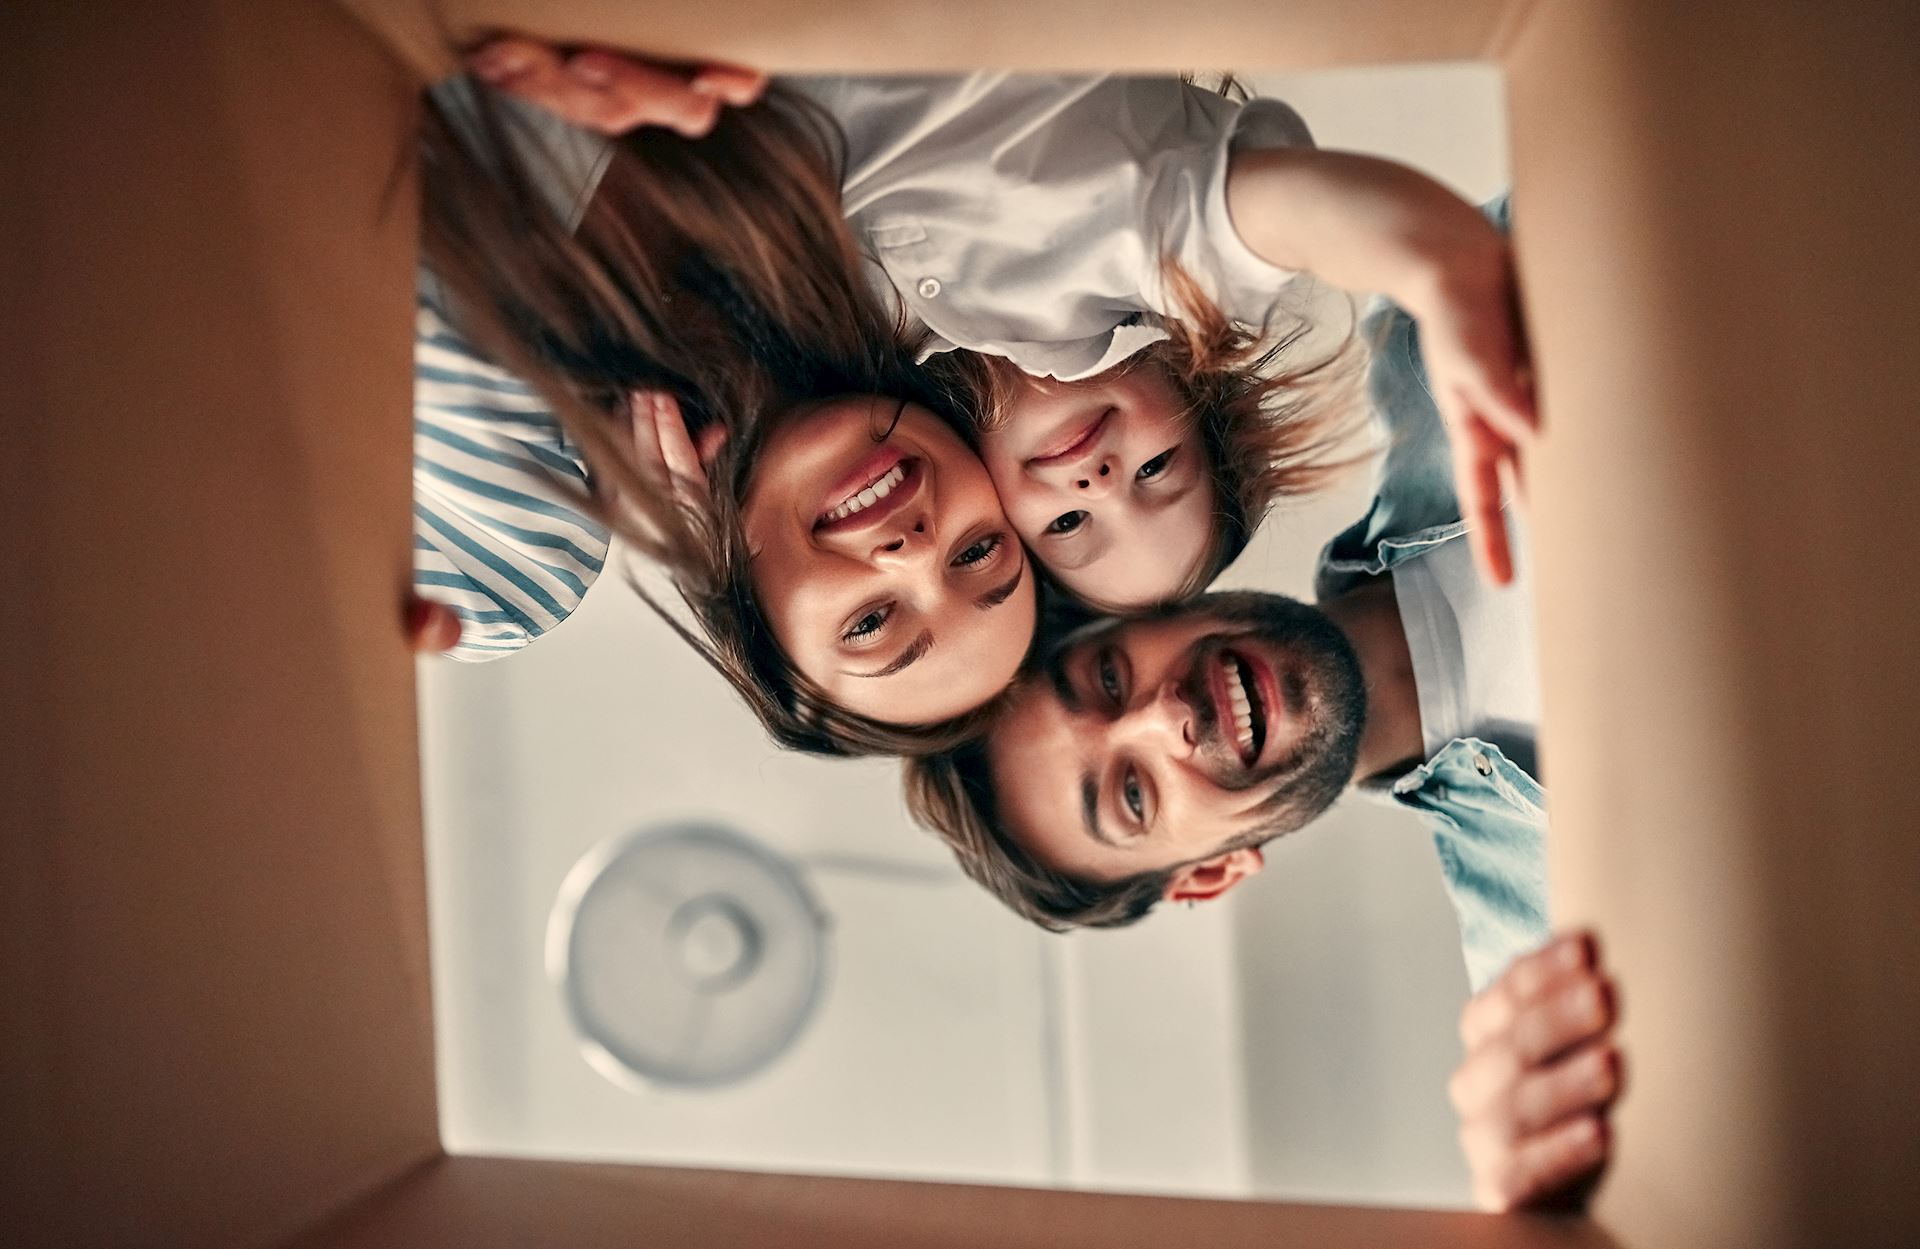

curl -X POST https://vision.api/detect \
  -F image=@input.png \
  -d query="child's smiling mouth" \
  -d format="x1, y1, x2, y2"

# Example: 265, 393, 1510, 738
1027, 407, 1114, 467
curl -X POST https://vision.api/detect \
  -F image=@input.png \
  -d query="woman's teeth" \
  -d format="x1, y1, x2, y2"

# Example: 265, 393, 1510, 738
1226, 655, 1258, 762
823, 462, 906, 523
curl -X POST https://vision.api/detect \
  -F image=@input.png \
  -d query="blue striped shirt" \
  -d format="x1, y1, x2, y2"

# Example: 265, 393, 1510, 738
411, 294, 609, 661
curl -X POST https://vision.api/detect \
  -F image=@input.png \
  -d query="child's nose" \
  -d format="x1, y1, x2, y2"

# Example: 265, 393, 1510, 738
1073, 458, 1118, 497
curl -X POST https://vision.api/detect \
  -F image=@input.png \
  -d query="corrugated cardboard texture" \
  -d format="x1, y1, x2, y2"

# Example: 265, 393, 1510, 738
2, 3, 437, 1247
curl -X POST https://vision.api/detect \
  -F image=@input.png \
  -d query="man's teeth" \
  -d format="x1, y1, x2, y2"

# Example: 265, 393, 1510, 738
1226, 655, 1256, 760
823, 462, 906, 523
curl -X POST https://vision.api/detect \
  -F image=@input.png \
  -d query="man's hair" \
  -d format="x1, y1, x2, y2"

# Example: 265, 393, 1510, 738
902, 735, 1173, 931
903, 590, 1364, 930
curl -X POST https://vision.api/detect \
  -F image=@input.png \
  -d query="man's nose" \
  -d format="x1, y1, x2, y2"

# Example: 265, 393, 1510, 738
1114, 680, 1196, 757
869, 514, 933, 569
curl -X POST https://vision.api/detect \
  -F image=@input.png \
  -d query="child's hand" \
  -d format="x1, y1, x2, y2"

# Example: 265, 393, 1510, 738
465, 35, 767, 138
1407, 241, 1537, 586
1449, 930, 1623, 1212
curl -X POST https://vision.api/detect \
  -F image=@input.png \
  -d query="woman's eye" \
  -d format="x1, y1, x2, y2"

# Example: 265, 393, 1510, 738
843, 605, 891, 643
952, 533, 1003, 568
1098, 651, 1123, 703
1136, 448, 1178, 481
1123, 770, 1145, 821
1047, 510, 1088, 536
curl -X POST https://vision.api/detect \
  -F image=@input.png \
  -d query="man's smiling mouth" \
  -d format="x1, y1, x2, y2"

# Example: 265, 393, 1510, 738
1220, 650, 1267, 767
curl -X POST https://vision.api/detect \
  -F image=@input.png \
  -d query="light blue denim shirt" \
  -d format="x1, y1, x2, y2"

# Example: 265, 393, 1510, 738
1313, 194, 1549, 993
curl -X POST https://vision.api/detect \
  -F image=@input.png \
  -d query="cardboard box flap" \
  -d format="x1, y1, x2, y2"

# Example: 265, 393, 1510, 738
2, 3, 435, 1246
338, 0, 1524, 84
290, 1155, 1626, 1249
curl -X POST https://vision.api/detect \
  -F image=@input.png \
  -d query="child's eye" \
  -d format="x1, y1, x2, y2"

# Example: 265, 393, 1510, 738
1047, 510, 1088, 536
1136, 447, 1178, 481
843, 604, 892, 643
1123, 769, 1145, 821
1098, 649, 1123, 704
952, 533, 1003, 568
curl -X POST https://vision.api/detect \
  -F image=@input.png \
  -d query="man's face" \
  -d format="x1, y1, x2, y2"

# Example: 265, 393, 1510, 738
985, 592, 1367, 892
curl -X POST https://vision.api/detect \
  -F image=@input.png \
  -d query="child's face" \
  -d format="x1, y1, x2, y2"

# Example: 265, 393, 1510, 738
978, 366, 1216, 608
743, 395, 1037, 726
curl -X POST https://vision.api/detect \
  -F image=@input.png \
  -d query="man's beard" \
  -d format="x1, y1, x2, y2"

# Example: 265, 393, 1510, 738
1174, 591, 1368, 835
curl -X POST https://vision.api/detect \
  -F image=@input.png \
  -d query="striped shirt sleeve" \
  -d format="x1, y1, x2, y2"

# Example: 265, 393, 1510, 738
412, 289, 609, 662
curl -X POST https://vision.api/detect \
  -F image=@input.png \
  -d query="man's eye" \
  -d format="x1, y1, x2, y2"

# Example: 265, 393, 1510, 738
952, 533, 1003, 568
1098, 651, 1123, 703
1046, 510, 1088, 536
1136, 448, 1177, 480
843, 605, 890, 642
1123, 769, 1144, 821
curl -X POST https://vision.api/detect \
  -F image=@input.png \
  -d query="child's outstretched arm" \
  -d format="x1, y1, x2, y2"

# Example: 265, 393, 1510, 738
1227, 148, 1534, 585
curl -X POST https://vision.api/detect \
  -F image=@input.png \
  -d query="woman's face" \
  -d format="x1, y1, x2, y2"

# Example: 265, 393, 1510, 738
978, 365, 1217, 609
744, 396, 1038, 726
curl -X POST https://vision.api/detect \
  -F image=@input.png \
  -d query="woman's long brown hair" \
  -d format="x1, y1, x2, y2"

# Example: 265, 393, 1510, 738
416, 76, 1363, 755
418, 80, 998, 756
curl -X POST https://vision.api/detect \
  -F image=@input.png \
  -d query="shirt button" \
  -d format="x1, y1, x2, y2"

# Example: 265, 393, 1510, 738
916, 277, 942, 299
1473, 753, 1494, 777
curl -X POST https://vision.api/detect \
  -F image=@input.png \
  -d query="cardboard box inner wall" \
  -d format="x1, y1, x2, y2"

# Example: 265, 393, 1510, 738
5, 2, 1916, 1247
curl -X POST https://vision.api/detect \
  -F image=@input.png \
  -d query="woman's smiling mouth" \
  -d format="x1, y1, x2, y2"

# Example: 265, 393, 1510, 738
814, 456, 921, 535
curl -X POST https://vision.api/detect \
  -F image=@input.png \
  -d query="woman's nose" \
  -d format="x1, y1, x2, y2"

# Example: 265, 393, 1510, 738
869, 515, 932, 568
1072, 458, 1118, 498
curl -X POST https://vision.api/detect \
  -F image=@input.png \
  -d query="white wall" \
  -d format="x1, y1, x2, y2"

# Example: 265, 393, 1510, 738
421, 59, 1508, 1207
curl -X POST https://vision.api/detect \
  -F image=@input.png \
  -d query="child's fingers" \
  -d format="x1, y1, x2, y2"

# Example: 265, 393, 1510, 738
1451, 416, 1514, 587
1459, 364, 1536, 447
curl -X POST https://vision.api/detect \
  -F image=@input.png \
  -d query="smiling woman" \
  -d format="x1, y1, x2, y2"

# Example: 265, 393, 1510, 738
743, 396, 1037, 724
418, 75, 1038, 751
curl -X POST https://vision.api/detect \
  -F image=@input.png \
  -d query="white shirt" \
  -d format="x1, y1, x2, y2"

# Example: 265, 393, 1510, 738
453, 73, 1317, 379
1391, 513, 1543, 780
414, 74, 1319, 659
792, 74, 1315, 379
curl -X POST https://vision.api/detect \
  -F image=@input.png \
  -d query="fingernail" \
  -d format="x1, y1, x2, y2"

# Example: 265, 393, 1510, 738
689, 76, 722, 97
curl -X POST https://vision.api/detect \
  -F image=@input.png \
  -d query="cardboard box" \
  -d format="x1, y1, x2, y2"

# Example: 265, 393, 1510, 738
5, 1, 1915, 1246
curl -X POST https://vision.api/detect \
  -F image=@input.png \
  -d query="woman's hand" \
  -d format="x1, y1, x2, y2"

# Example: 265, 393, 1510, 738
1449, 930, 1624, 1212
406, 595, 463, 655
631, 390, 726, 502
466, 35, 767, 138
